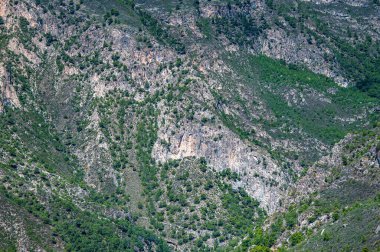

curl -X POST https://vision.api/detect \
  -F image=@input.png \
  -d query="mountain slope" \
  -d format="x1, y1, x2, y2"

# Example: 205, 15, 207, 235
0, 0, 379, 251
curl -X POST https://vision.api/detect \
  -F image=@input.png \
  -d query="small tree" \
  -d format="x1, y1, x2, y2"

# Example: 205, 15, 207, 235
0, 17, 4, 25
290, 231, 304, 246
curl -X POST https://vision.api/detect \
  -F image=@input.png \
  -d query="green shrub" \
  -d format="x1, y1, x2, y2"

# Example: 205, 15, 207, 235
290, 231, 304, 246
323, 231, 331, 241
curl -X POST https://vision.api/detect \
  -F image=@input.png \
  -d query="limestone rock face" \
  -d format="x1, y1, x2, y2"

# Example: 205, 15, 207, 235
259, 29, 349, 87
0, 64, 20, 112
153, 110, 287, 213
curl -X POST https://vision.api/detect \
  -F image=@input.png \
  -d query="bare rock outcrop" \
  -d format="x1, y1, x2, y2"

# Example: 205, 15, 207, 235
153, 108, 287, 213
0, 64, 20, 112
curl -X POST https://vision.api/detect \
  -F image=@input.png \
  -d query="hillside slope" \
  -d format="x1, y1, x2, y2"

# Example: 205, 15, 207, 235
0, 0, 379, 251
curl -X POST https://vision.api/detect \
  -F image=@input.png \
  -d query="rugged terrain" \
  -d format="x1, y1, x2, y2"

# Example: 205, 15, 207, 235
0, 0, 379, 251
